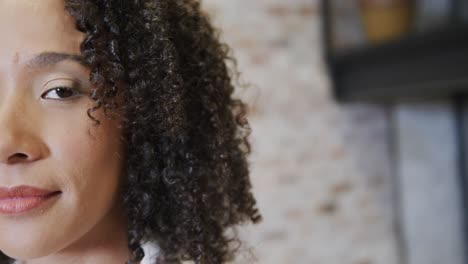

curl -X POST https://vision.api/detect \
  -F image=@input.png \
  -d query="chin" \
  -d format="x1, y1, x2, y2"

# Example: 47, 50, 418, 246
0, 239, 62, 261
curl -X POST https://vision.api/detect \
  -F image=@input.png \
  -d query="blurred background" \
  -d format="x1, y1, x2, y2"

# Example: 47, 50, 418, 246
199, 0, 468, 264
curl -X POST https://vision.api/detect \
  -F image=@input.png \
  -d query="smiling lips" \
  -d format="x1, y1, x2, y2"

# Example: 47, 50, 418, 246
0, 185, 61, 215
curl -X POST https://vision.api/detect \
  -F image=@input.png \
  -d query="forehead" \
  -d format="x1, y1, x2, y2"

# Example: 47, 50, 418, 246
0, 0, 84, 67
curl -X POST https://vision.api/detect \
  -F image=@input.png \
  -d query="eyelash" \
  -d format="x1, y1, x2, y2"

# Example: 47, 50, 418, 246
40, 86, 82, 100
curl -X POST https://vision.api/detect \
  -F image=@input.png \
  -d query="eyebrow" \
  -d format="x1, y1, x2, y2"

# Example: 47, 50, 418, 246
25, 52, 88, 69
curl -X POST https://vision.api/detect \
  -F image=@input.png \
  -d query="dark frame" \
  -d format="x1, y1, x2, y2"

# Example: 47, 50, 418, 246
322, 0, 468, 103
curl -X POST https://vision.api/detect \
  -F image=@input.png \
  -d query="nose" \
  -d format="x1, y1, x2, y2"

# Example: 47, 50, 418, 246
0, 101, 44, 165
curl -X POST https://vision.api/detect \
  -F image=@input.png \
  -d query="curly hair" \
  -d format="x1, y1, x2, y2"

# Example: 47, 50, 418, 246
0, 0, 261, 263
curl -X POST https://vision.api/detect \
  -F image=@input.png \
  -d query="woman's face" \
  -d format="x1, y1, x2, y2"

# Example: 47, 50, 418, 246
0, 0, 126, 260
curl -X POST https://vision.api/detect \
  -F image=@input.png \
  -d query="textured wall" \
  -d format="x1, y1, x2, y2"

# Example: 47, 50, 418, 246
200, 0, 401, 264
394, 101, 465, 264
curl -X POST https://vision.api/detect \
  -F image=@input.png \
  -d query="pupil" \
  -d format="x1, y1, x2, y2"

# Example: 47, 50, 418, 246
57, 88, 73, 98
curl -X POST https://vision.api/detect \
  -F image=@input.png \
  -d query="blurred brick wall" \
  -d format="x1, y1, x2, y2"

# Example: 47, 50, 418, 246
200, 0, 401, 264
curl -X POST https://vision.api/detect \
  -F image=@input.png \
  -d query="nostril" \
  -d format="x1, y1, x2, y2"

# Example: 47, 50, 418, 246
7, 153, 29, 163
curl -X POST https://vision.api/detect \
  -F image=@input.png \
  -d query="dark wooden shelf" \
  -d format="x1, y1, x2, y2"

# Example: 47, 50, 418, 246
326, 25, 468, 102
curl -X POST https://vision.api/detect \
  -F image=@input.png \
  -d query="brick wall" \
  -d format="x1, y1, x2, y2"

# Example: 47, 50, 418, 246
201, 1, 401, 263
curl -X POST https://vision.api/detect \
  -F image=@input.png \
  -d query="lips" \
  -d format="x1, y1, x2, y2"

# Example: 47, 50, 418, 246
0, 185, 62, 215
0, 185, 61, 199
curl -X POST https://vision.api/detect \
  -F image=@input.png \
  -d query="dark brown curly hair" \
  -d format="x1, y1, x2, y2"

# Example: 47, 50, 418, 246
0, 0, 261, 263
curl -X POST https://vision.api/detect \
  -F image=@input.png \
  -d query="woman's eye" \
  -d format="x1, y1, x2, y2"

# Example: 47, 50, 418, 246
41, 86, 81, 100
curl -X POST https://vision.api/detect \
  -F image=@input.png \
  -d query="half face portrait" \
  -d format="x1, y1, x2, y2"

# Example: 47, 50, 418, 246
0, 1, 261, 263
0, 0, 129, 261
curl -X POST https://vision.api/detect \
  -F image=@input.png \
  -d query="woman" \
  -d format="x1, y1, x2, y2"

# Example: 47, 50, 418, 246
0, 0, 261, 263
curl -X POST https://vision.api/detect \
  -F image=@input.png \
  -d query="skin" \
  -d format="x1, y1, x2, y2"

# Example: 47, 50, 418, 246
0, 1, 131, 263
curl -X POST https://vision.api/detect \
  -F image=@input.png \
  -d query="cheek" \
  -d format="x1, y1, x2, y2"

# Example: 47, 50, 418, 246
51, 111, 124, 208
44, 108, 125, 243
